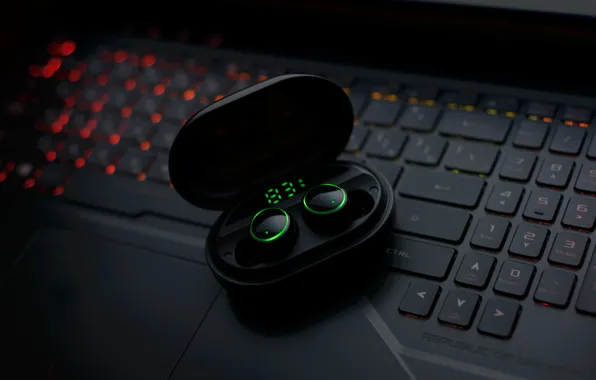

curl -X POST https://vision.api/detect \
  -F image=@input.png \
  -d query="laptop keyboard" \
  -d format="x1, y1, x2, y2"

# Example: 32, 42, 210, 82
3, 37, 596, 340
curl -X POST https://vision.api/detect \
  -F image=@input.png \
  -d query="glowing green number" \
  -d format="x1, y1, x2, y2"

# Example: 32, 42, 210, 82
297, 178, 306, 188
282, 182, 296, 198
265, 188, 282, 205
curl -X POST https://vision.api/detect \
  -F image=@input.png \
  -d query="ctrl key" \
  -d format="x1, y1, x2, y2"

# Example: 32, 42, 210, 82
478, 299, 521, 339
399, 281, 441, 319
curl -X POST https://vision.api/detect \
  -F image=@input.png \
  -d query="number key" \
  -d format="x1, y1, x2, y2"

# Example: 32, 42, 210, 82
403, 135, 447, 166
575, 164, 596, 194
494, 261, 536, 298
485, 183, 524, 215
508, 224, 549, 259
470, 217, 510, 250
562, 196, 596, 230
362, 128, 407, 159
536, 158, 574, 188
549, 125, 586, 155
549, 232, 589, 268
499, 151, 537, 181
523, 189, 562, 223
444, 141, 500, 175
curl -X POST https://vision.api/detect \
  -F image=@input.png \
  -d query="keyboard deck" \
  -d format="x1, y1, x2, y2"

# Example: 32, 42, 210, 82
3, 37, 596, 342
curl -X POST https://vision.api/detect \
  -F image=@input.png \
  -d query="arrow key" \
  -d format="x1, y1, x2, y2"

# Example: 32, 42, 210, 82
438, 290, 481, 328
478, 299, 521, 339
455, 252, 496, 289
399, 281, 441, 319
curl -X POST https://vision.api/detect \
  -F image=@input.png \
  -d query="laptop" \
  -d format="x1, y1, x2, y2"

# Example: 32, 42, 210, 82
1, 1, 596, 379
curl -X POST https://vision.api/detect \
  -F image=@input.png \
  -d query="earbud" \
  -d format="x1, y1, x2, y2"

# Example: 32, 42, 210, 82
248, 208, 297, 260
302, 183, 351, 231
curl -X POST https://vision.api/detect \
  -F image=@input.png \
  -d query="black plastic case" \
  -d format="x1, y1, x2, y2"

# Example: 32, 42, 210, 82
169, 74, 394, 293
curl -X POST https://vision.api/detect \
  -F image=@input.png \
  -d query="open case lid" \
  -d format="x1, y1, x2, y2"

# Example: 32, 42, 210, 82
169, 74, 355, 211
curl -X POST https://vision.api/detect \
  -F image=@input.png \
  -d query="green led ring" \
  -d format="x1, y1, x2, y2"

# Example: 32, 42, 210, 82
249, 208, 291, 243
303, 184, 347, 215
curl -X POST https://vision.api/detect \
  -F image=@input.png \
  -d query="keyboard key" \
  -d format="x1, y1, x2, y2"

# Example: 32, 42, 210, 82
499, 151, 537, 181
523, 189, 562, 223
122, 121, 153, 144
494, 261, 536, 298
534, 269, 576, 308
398, 168, 485, 208
404, 86, 438, 101
116, 149, 154, 176
146, 154, 170, 184
362, 128, 406, 159
438, 110, 511, 143
57, 139, 88, 160
443, 141, 499, 175
106, 88, 132, 108
398, 105, 440, 132
576, 256, 596, 315
94, 113, 121, 136
438, 290, 481, 329
344, 126, 369, 152
508, 224, 549, 260
485, 183, 524, 215
548, 232, 589, 268
536, 158, 574, 188
403, 135, 446, 166
587, 136, 596, 159
164, 99, 197, 122
349, 93, 367, 117
134, 94, 163, 115
386, 237, 455, 280
512, 121, 549, 149
151, 124, 179, 151
393, 199, 471, 243
562, 196, 596, 230
366, 159, 402, 188
360, 100, 402, 126
455, 252, 496, 289
479, 96, 519, 113
562, 106, 592, 123
439, 91, 477, 108
549, 125, 586, 155
398, 281, 441, 319
525, 102, 556, 118
574, 164, 596, 194
63, 170, 220, 226
37, 163, 69, 187
87, 142, 121, 167
477, 299, 521, 339
470, 217, 510, 251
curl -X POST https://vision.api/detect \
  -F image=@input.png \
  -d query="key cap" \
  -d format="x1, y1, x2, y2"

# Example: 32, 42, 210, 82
512, 121, 549, 149
393, 199, 471, 243
344, 126, 369, 152
508, 224, 549, 260
360, 100, 402, 126
386, 237, 455, 280
499, 151, 536, 182
398, 105, 440, 132
63, 170, 220, 226
116, 149, 154, 176
438, 110, 511, 143
438, 290, 481, 329
198, 74, 230, 99
562, 106, 592, 123
151, 124, 179, 151
398, 168, 485, 208
403, 135, 446, 166
366, 159, 402, 188
398, 281, 440, 319
37, 163, 69, 188
534, 269, 576, 308
485, 183, 524, 215
106, 88, 132, 109
536, 158, 574, 188
57, 139, 88, 160
549, 125, 586, 155
587, 136, 596, 159
122, 121, 153, 144
525, 102, 556, 118
94, 113, 122, 137
362, 128, 406, 159
349, 94, 367, 117
523, 189, 562, 223
138, 66, 165, 86
470, 217, 510, 250
574, 164, 596, 194
548, 232, 589, 268
576, 257, 596, 315
479, 96, 519, 113
404, 86, 438, 101
455, 252, 496, 289
87, 142, 121, 167
494, 261, 536, 298
562, 196, 596, 230
164, 99, 196, 123
444, 141, 499, 175
477, 299, 521, 339
439, 92, 477, 108
146, 154, 170, 184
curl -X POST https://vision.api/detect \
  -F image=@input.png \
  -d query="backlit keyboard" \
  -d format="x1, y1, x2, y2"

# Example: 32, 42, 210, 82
3, 37, 596, 340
